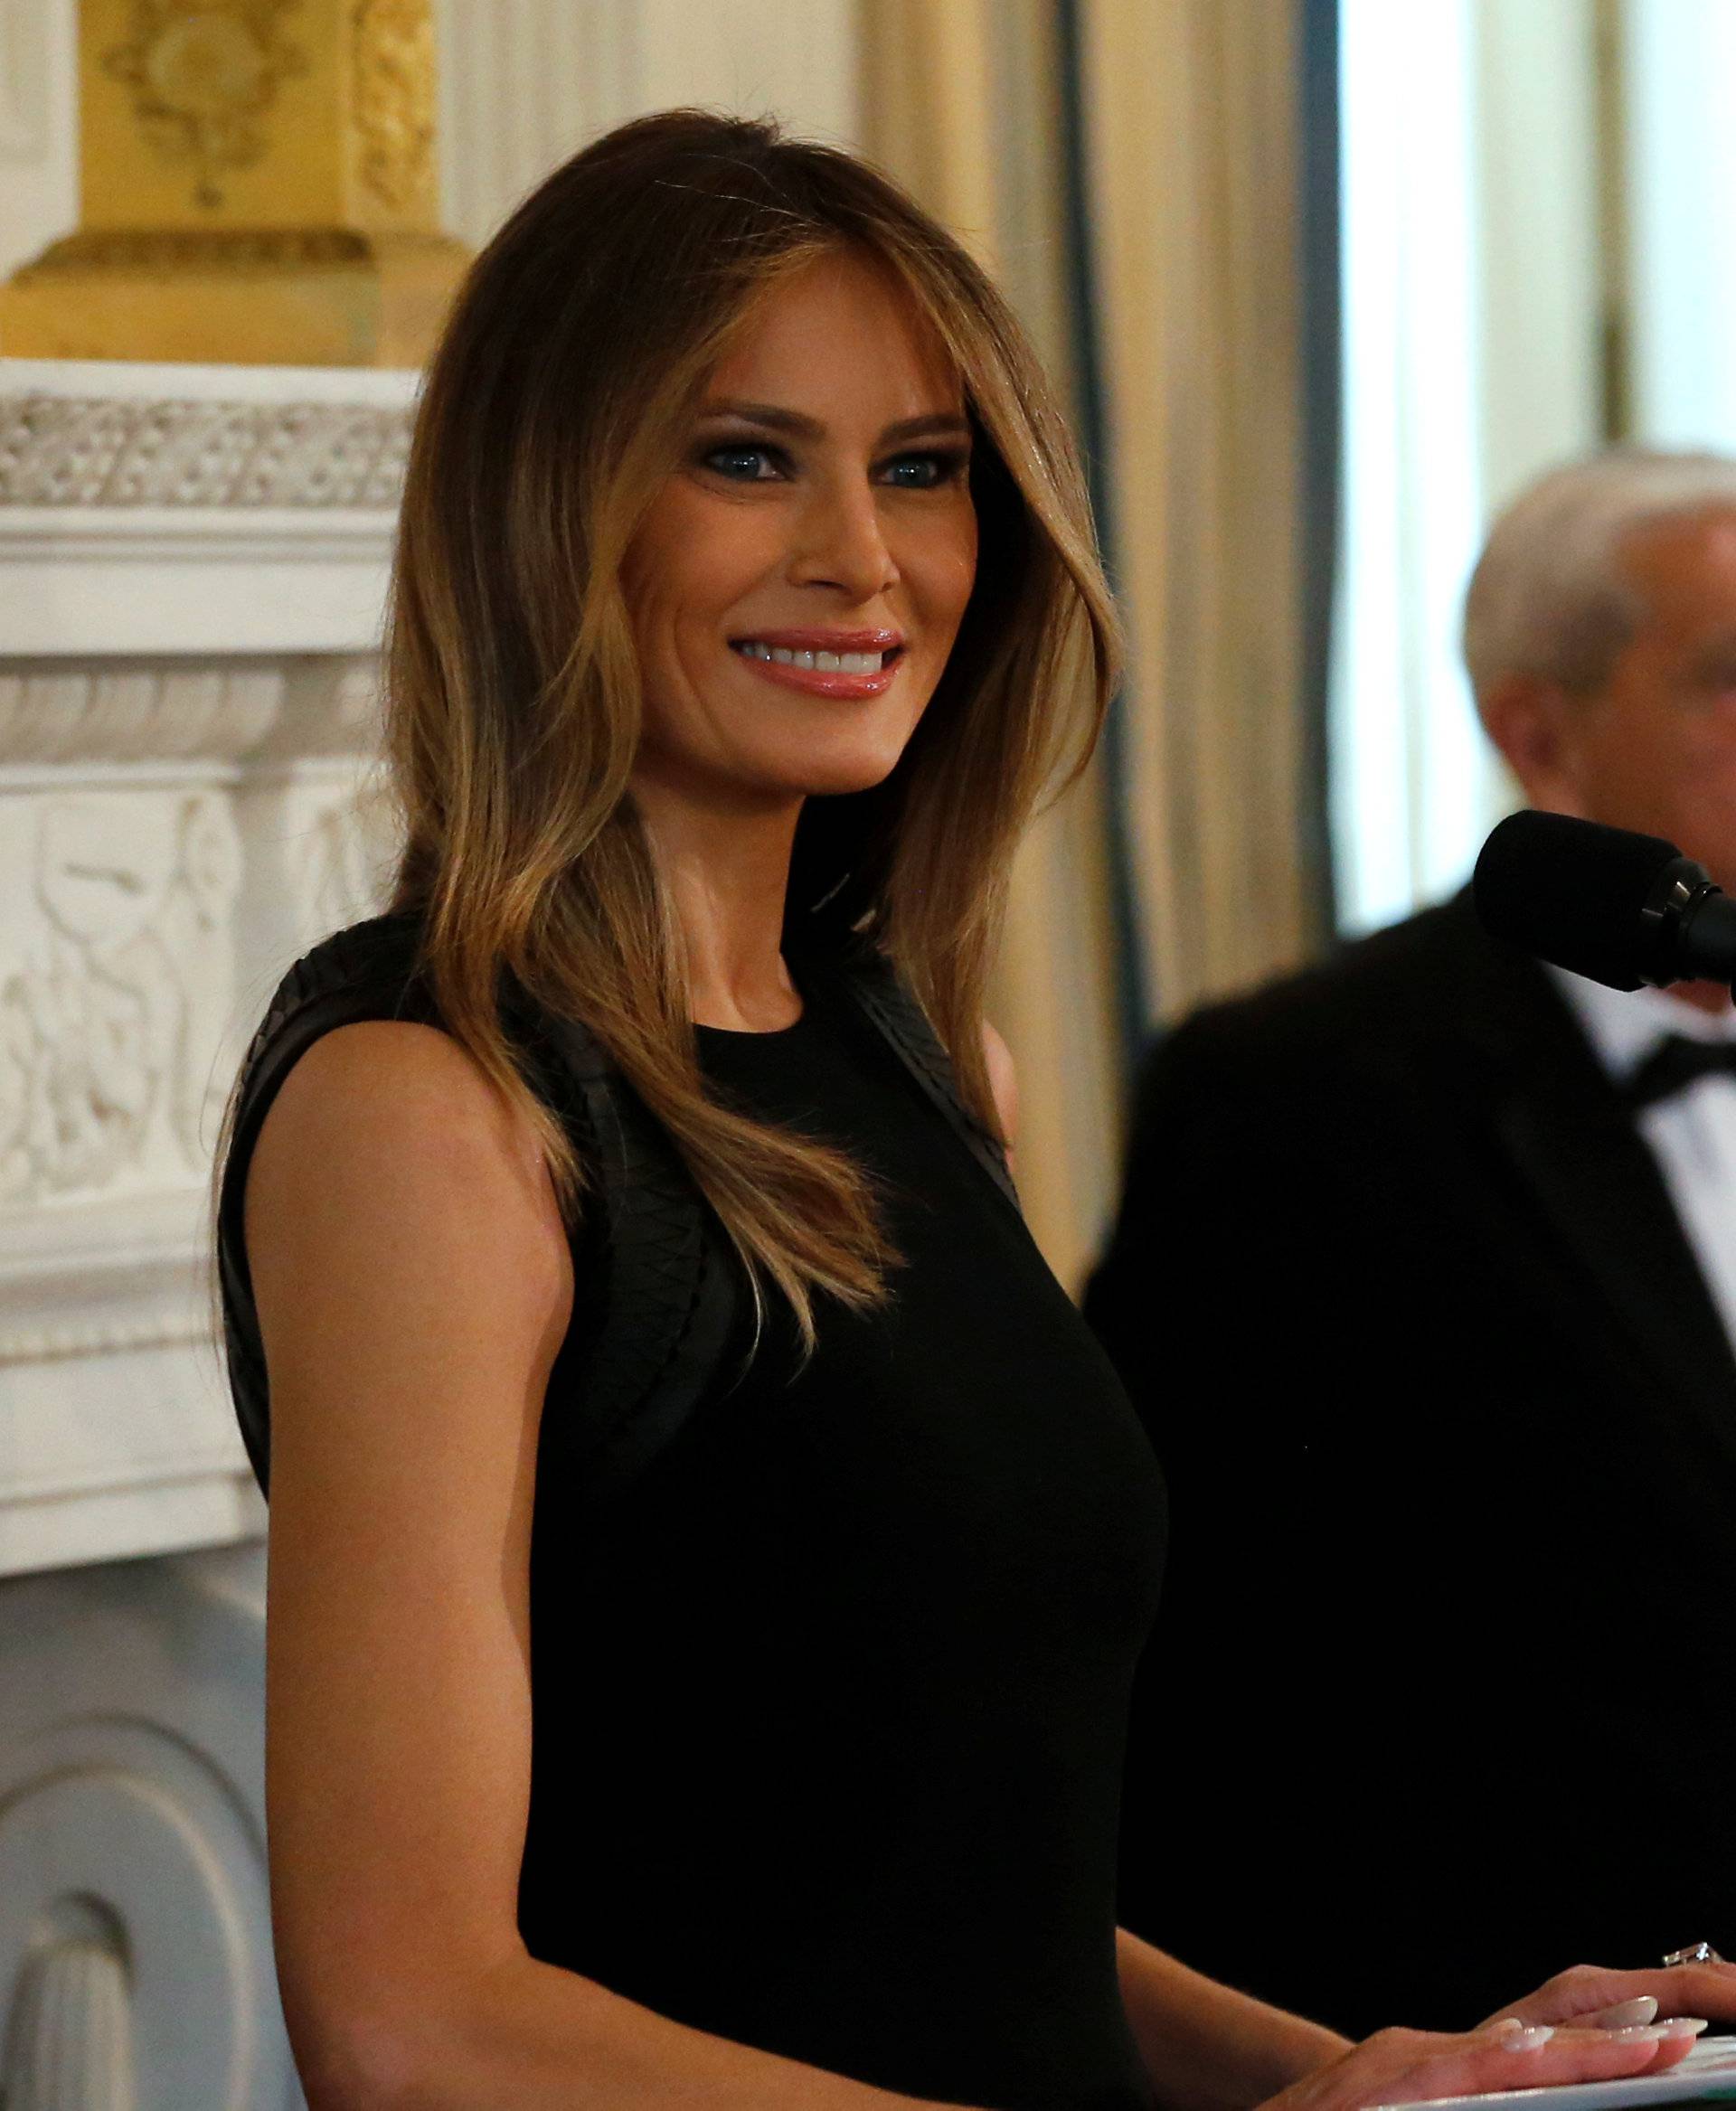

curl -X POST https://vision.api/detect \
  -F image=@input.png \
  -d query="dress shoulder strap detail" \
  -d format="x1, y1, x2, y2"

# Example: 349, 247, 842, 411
530, 1014, 739, 1528
826, 954, 1022, 1217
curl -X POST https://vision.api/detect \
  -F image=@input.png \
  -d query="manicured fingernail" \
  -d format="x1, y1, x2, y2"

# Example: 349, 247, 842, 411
1502, 2026, 1556, 2050
1599, 2000, 1660, 2030
1609, 2024, 1671, 2043
1659, 2019, 1710, 2040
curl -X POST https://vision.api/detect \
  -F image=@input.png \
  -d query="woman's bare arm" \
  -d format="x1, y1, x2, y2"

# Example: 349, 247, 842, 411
1116, 1931, 1347, 2111
250, 1020, 974, 2111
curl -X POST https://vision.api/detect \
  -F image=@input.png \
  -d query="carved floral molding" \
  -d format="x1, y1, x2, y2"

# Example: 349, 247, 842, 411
0, 391, 412, 507
0, 663, 283, 765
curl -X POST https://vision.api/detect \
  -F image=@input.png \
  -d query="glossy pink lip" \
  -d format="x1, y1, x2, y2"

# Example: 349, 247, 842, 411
730, 627, 904, 654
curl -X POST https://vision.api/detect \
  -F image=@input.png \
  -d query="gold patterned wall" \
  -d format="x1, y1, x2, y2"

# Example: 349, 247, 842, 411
0, 1, 467, 365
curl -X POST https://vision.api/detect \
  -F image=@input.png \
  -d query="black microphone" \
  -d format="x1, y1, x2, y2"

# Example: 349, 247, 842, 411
1472, 810, 1736, 990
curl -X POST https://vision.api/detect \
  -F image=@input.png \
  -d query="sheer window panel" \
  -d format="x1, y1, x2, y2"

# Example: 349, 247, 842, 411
1331, 0, 1603, 937
1618, 0, 1736, 450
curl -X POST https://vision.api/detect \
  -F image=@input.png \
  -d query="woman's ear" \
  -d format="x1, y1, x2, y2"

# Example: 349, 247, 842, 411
1478, 674, 1590, 819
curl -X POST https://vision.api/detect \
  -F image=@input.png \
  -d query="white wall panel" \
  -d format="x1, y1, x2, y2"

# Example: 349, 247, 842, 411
0, 0, 77, 279
436, 0, 860, 249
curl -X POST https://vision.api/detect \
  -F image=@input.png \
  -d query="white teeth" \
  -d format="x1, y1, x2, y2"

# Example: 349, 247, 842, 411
738, 641, 894, 674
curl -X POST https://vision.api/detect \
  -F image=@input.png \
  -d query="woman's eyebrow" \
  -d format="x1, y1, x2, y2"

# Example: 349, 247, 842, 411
698, 400, 971, 446
881, 412, 972, 445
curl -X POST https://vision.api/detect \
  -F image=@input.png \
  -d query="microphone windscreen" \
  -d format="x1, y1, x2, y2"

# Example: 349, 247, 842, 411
1472, 810, 1684, 990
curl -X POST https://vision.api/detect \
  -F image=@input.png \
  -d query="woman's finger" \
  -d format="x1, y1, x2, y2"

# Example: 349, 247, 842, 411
1589, 1999, 1659, 2031
1354, 2021, 1694, 2111
1496, 1962, 1736, 2029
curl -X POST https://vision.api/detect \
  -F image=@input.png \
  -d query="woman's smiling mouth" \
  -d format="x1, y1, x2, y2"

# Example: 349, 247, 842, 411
730, 628, 906, 696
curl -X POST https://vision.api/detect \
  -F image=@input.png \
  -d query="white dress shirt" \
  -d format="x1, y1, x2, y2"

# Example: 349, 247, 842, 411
1550, 966, 1736, 1359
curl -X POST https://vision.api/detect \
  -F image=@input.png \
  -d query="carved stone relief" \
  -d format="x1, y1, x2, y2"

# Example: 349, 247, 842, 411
0, 1543, 300, 2108
0, 664, 284, 767
2, 1905, 138, 2111
0, 653, 391, 1230
0, 392, 412, 508
0, 656, 389, 1380
0, 787, 241, 1208
231, 760, 393, 994
303, 779, 392, 931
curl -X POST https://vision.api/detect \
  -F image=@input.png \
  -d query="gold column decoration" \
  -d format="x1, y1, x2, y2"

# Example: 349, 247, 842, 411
0, 0, 468, 366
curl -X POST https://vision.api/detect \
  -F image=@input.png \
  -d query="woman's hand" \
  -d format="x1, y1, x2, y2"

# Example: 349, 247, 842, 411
1260, 2010, 1706, 2111
1482, 1958, 1736, 2036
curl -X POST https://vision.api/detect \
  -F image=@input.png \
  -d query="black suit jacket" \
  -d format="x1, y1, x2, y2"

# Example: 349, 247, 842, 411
1086, 895, 1736, 2037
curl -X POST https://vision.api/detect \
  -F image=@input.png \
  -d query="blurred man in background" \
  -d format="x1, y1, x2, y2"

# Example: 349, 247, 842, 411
1090, 450, 1736, 2036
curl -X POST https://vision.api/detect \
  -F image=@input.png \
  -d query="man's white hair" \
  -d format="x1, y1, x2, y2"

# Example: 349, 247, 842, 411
1462, 448, 1736, 707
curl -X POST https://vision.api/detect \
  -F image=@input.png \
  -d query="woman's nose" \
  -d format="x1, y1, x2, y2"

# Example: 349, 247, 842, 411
790, 482, 898, 601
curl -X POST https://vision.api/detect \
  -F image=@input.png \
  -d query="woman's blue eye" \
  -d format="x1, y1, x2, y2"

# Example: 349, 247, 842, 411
704, 445, 781, 481
879, 452, 962, 490
699, 444, 966, 487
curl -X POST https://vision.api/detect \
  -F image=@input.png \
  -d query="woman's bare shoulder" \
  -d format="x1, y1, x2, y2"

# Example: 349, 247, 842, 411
244, 1019, 573, 1411
253, 1015, 547, 1180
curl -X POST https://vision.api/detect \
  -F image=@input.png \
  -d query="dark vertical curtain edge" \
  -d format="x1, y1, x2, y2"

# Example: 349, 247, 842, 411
1053, 0, 1152, 1078
1297, 0, 1343, 941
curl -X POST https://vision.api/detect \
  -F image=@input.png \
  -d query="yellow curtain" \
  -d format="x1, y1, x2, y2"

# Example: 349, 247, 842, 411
1080, 0, 1326, 1017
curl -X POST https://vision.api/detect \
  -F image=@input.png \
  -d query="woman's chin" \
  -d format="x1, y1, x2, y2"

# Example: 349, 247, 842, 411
795, 759, 905, 799
789, 729, 921, 800
730, 747, 910, 805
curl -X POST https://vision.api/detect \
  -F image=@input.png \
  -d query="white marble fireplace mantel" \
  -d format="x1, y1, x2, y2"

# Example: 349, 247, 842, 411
0, 355, 417, 1582
1, 355, 417, 2111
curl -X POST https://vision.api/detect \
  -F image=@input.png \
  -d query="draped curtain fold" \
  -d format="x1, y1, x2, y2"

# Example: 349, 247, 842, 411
861, 0, 1326, 1285
1078, 0, 1330, 1018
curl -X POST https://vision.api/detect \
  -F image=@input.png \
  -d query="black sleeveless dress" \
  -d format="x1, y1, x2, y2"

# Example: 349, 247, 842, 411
228, 946, 1166, 2111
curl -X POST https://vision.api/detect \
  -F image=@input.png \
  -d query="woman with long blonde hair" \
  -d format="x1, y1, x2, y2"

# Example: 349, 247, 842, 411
219, 109, 1731, 2111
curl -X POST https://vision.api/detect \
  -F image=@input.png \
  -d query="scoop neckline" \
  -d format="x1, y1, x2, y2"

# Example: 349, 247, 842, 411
693, 1004, 812, 1042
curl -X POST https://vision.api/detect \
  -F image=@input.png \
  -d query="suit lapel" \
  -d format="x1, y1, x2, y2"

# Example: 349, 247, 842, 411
1438, 895, 1736, 1461
1495, 1093, 1736, 1450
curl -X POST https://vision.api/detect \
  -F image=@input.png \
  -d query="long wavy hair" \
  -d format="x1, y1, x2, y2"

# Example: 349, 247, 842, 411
383, 109, 1118, 1341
